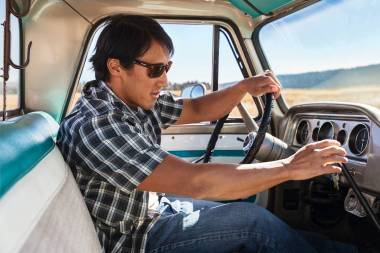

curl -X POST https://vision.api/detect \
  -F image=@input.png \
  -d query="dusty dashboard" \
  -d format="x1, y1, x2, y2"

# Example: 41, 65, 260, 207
281, 103, 380, 197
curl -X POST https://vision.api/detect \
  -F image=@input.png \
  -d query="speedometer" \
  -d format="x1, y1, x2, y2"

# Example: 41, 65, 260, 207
318, 121, 335, 140
349, 124, 370, 156
296, 120, 310, 145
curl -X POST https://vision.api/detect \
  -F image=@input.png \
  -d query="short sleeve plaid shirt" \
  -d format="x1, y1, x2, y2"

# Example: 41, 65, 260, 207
57, 80, 183, 253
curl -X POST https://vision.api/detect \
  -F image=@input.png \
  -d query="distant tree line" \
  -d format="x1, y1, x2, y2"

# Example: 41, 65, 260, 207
277, 63, 380, 89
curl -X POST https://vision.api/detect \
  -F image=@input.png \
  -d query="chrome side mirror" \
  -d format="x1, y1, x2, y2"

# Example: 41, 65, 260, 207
180, 83, 206, 98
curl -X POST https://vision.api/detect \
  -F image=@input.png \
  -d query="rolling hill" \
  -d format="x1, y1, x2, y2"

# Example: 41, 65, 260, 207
219, 63, 380, 89
277, 63, 380, 89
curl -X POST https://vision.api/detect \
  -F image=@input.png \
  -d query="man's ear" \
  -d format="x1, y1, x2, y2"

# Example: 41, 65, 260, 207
107, 58, 122, 77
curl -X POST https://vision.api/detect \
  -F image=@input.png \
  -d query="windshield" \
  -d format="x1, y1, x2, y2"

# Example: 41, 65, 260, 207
259, 0, 380, 109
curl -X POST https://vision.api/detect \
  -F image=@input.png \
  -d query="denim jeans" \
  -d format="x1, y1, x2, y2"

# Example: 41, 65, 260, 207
146, 197, 358, 253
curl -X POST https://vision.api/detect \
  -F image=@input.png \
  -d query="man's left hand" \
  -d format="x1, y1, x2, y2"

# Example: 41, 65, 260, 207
237, 70, 281, 99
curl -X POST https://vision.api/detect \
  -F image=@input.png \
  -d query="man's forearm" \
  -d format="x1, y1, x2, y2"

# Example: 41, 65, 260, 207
140, 140, 346, 201
139, 154, 291, 201
175, 74, 280, 125
193, 160, 290, 200
190, 82, 247, 122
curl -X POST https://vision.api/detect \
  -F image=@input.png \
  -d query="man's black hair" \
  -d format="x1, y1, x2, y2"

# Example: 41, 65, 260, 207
90, 15, 174, 81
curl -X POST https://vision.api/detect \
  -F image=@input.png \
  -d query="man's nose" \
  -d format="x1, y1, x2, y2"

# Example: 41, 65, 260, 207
157, 71, 168, 88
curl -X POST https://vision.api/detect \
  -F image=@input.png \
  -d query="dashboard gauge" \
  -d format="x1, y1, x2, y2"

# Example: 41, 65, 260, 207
312, 127, 319, 141
296, 120, 310, 145
317, 121, 335, 140
349, 124, 370, 156
337, 129, 347, 145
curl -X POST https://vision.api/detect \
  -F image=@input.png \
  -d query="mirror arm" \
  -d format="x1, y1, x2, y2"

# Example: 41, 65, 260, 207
1, 0, 32, 120
2, 16, 10, 82
10, 41, 32, 69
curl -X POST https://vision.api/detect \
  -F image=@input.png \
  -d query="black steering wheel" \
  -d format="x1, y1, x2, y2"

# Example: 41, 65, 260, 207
202, 93, 274, 164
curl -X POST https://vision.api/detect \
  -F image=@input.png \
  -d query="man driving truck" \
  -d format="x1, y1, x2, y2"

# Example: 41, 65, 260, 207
57, 15, 358, 253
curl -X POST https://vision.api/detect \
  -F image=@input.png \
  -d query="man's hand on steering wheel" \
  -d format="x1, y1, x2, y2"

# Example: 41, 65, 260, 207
236, 70, 281, 99
203, 70, 282, 164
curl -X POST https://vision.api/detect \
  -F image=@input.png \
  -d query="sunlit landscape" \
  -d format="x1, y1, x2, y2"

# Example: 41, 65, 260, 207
0, 94, 18, 110
282, 86, 380, 108
4, 85, 380, 118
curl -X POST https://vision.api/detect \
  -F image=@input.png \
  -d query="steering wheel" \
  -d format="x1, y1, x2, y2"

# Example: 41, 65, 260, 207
202, 93, 274, 164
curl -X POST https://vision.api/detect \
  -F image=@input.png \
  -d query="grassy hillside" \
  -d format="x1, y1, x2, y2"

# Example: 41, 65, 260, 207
3, 64, 380, 113
277, 63, 380, 89
0, 94, 18, 110
283, 86, 380, 108
218, 63, 380, 109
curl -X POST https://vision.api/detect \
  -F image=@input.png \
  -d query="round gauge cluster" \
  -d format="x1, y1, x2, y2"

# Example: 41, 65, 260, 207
295, 120, 309, 145
348, 124, 370, 156
295, 120, 370, 157
317, 121, 335, 141
336, 130, 347, 145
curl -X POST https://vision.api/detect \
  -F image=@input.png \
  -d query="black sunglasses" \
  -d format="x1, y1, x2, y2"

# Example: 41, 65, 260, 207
133, 59, 172, 78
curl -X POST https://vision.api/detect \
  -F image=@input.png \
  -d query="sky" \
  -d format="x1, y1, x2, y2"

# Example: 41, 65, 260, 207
80, 23, 243, 84
80, 0, 380, 83
1, 0, 380, 85
260, 0, 380, 74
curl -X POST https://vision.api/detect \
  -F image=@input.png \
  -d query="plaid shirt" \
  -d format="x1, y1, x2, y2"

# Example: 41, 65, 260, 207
57, 80, 183, 253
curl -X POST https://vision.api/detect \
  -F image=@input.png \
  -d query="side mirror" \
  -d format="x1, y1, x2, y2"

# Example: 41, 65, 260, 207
180, 83, 206, 98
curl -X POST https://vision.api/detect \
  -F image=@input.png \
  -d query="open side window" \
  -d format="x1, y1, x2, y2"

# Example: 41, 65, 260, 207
69, 19, 260, 125
161, 23, 259, 124
1, 0, 21, 119
217, 26, 258, 121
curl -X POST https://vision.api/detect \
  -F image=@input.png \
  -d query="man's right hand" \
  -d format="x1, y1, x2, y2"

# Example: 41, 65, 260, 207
282, 139, 348, 180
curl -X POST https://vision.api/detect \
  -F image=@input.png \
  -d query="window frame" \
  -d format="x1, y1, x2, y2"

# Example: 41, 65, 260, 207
1, 15, 22, 118
64, 16, 263, 124
216, 25, 261, 123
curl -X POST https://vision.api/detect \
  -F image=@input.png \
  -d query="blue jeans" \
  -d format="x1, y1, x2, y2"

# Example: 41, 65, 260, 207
146, 197, 358, 253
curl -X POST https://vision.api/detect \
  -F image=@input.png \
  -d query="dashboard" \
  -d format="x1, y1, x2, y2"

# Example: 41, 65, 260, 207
281, 103, 380, 196
293, 116, 370, 163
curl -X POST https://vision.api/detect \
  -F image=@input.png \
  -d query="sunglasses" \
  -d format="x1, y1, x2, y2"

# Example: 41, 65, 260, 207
133, 59, 172, 78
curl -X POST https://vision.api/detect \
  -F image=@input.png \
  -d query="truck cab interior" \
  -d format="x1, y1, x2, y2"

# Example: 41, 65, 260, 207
1, 0, 380, 252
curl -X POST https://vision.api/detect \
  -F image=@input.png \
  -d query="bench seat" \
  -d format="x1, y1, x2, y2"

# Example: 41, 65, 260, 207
0, 112, 102, 253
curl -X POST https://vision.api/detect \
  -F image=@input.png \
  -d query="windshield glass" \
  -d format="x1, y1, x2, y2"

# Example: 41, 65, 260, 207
259, 0, 380, 109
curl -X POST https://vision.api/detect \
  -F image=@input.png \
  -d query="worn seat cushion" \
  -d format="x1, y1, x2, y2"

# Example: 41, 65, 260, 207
0, 112, 58, 197
0, 112, 102, 253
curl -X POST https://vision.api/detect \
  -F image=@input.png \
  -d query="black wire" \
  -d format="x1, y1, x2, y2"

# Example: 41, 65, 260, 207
340, 163, 380, 233
203, 114, 229, 163
219, 29, 243, 72
242, 0, 274, 16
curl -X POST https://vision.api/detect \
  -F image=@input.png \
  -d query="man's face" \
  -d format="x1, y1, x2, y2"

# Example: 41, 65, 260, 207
117, 41, 170, 110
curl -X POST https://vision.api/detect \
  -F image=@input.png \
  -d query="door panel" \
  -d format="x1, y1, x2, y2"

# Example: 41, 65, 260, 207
162, 123, 248, 163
